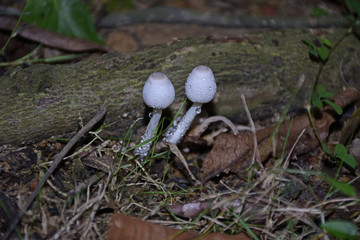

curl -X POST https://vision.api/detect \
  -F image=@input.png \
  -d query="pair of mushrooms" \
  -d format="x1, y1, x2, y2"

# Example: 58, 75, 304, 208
134, 65, 217, 157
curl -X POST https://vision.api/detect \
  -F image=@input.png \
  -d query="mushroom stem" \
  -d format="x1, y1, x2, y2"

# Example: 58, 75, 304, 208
164, 102, 202, 144
135, 108, 162, 157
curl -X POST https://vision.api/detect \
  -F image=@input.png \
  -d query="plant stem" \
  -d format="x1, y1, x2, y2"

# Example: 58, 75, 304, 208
309, 31, 351, 105
307, 30, 351, 147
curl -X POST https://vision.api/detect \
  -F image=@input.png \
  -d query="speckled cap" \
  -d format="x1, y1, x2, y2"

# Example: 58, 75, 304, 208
142, 72, 175, 109
185, 65, 217, 103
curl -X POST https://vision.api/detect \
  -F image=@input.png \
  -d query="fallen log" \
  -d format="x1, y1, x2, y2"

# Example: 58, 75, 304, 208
0, 29, 359, 144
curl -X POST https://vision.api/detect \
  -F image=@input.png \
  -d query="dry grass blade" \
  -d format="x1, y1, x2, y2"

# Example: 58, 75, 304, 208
168, 143, 199, 183
52, 173, 111, 239
241, 93, 261, 168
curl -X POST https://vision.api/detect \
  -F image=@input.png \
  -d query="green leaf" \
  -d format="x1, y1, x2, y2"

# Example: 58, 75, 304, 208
322, 38, 332, 48
321, 142, 332, 155
309, 47, 319, 58
317, 46, 329, 61
303, 40, 320, 58
22, 0, 48, 25
334, 144, 356, 170
311, 7, 329, 17
323, 99, 343, 115
311, 91, 323, 108
317, 84, 334, 98
344, 154, 357, 169
303, 40, 315, 48
346, 0, 360, 16
334, 143, 348, 158
334, 143, 347, 160
323, 176, 356, 197
23, 0, 104, 44
321, 220, 359, 239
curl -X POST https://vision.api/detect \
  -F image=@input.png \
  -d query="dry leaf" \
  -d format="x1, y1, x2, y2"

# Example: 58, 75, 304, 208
202, 88, 360, 181
105, 212, 250, 240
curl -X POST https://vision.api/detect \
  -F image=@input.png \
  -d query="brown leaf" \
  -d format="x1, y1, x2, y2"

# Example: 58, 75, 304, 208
202, 127, 273, 180
0, 16, 109, 53
105, 212, 251, 240
202, 88, 360, 181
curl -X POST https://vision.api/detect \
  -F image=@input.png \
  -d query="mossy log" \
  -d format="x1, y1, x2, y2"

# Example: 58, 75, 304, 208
0, 29, 359, 145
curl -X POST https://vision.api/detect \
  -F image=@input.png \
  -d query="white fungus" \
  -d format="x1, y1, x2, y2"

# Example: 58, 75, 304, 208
164, 65, 217, 144
135, 72, 175, 157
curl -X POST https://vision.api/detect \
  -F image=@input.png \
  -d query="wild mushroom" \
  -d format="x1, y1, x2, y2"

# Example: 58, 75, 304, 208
135, 72, 175, 157
164, 65, 217, 144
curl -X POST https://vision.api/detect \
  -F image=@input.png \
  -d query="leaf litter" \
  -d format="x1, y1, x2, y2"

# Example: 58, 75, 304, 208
203, 87, 360, 181
106, 87, 360, 239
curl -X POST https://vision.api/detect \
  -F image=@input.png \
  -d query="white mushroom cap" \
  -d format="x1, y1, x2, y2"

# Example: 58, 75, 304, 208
185, 65, 217, 103
142, 72, 175, 109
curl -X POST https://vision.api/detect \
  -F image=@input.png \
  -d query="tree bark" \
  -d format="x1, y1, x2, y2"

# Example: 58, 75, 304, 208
0, 29, 359, 144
